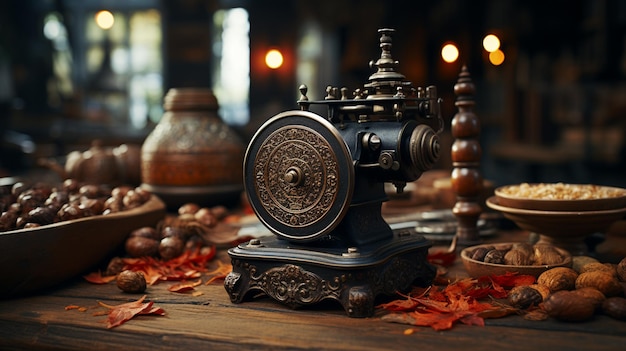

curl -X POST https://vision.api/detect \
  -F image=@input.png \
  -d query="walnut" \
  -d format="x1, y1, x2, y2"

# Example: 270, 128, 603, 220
116, 270, 147, 293
575, 271, 623, 297
537, 267, 578, 293
542, 290, 596, 322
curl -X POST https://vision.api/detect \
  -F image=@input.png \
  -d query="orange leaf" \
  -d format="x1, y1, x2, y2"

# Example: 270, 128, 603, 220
204, 261, 232, 285
83, 271, 117, 284
168, 279, 202, 293
98, 295, 165, 329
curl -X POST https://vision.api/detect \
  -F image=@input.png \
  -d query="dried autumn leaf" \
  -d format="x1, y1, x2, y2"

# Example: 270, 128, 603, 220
378, 274, 526, 331
83, 271, 117, 284
168, 279, 202, 293
97, 295, 165, 329
204, 261, 232, 285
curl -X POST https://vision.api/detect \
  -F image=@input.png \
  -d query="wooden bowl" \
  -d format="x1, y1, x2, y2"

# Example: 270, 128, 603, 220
494, 183, 626, 212
486, 196, 626, 255
460, 242, 572, 278
0, 195, 166, 297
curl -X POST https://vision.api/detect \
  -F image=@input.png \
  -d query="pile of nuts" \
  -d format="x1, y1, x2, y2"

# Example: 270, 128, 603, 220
121, 203, 227, 262
0, 179, 151, 232
110, 203, 229, 293
507, 256, 626, 322
469, 242, 566, 266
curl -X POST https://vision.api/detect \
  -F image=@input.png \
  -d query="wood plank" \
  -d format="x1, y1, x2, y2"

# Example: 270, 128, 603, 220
1, 280, 626, 351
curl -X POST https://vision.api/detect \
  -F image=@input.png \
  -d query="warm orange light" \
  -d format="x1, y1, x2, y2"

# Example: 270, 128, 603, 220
483, 34, 500, 53
441, 43, 459, 63
489, 49, 505, 65
95, 10, 115, 30
265, 49, 284, 69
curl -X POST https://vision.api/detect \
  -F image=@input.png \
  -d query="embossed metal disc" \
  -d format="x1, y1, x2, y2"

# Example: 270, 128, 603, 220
244, 110, 354, 242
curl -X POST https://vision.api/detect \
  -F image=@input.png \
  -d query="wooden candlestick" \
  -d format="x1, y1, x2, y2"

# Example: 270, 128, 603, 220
451, 66, 483, 247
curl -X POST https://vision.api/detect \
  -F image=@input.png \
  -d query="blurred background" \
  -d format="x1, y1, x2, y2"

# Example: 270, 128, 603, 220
0, 0, 624, 188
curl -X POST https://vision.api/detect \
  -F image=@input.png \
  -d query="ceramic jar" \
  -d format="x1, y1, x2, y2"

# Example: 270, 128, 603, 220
140, 88, 245, 208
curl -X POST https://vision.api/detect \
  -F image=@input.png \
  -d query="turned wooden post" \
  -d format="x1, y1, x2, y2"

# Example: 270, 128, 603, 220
451, 66, 483, 247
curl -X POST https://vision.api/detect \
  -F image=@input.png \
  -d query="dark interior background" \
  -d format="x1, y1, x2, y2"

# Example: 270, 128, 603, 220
0, 0, 624, 188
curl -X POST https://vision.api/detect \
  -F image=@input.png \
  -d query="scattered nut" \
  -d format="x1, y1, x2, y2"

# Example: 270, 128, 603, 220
125, 236, 160, 258
575, 271, 623, 297
116, 270, 147, 293
542, 290, 596, 322
618, 257, 626, 283
602, 297, 626, 321
508, 285, 544, 309
572, 256, 599, 273
537, 267, 578, 293
571, 287, 606, 311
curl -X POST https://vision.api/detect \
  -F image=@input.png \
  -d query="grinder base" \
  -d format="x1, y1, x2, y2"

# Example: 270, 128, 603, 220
225, 229, 435, 317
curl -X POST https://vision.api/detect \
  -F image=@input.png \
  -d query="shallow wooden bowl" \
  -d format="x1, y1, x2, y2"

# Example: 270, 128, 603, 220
494, 184, 626, 212
460, 242, 572, 278
0, 195, 166, 297
487, 196, 626, 255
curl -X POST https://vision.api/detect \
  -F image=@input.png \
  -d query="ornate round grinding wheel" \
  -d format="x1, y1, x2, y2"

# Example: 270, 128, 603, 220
244, 110, 355, 242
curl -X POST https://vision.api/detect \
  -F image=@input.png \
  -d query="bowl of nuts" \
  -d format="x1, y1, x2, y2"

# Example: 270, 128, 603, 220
487, 194, 626, 256
0, 179, 166, 297
460, 242, 573, 278
494, 183, 626, 212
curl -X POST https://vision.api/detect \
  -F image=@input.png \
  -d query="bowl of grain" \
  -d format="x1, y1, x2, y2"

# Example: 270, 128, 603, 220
494, 183, 626, 212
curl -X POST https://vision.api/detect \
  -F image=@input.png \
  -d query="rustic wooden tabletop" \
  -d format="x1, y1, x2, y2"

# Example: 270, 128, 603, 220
1, 227, 625, 351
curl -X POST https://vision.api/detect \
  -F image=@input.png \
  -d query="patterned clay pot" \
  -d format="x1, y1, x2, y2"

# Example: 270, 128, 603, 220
141, 88, 245, 208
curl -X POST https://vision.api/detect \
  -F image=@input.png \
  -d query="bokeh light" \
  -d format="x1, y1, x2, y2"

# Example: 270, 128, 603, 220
265, 49, 284, 69
489, 49, 505, 65
95, 10, 115, 30
441, 43, 459, 63
483, 34, 500, 53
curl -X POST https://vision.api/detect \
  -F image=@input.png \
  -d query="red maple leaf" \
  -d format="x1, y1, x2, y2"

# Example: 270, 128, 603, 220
98, 295, 165, 329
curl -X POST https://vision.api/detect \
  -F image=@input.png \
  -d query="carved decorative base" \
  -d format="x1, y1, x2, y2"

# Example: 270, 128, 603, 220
225, 230, 435, 318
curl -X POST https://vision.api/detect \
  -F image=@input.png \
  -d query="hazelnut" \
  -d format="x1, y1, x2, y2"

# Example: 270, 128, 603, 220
116, 270, 147, 293
159, 236, 185, 261
130, 226, 159, 240
194, 208, 217, 227
178, 203, 200, 215
105, 257, 126, 276
125, 236, 159, 258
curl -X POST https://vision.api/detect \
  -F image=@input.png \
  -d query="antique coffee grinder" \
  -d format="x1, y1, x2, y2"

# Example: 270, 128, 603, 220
225, 29, 443, 317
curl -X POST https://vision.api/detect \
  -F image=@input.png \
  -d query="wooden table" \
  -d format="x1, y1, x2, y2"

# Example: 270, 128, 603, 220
1, 230, 625, 351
